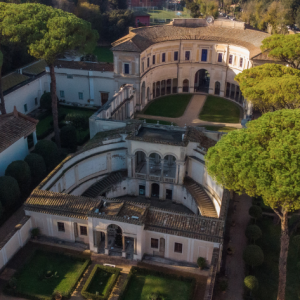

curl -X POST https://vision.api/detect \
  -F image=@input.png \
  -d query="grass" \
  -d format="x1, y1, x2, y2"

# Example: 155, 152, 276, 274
123, 270, 193, 300
87, 268, 115, 296
94, 46, 113, 63
138, 118, 177, 125
199, 96, 241, 123
12, 251, 89, 299
249, 217, 300, 300
143, 94, 192, 118
204, 126, 237, 132
36, 106, 95, 141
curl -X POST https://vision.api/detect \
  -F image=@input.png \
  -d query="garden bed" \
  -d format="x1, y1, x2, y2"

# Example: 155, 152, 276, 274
143, 94, 192, 118
199, 96, 241, 123
81, 264, 121, 300
4, 250, 90, 300
119, 266, 195, 300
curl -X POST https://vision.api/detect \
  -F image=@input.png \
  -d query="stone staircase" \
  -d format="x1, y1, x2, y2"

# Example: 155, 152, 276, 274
184, 177, 218, 218
81, 171, 125, 198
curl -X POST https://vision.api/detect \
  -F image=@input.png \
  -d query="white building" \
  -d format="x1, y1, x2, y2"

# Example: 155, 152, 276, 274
0, 107, 38, 176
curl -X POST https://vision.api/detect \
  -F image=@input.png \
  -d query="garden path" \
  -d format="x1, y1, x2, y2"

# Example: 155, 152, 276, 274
137, 94, 243, 128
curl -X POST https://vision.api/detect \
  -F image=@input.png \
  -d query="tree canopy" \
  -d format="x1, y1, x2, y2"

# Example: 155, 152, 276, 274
261, 34, 300, 69
235, 64, 300, 112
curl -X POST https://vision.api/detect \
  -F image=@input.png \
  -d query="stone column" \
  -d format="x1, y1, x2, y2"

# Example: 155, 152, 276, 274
175, 162, 179, 184
177, 161, 186, 185
122, 235, 126, 258
160, 159, 164, 179
146, 157, 150, 179
127, 155, 133, 178
104, 231, 109, 255
134, 238, 137, 254
32, 131, 38, 146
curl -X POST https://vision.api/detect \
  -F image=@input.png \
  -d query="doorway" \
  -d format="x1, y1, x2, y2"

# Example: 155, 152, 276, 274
101, 92, 109, 105
166, 189, 172, 200
151, 183, 160, 198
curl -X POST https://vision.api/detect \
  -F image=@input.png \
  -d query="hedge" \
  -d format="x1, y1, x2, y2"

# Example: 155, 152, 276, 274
34, 140, 59, 172
24, 153, 47, 185
3, 250, 91, 300
60, 125, 77, 151
118, 267, 196, 300
81, 265, 121, 300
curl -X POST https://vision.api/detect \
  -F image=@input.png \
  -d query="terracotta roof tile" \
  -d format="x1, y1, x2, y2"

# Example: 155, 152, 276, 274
54, 60, 114, 72
0, 109, 38, 153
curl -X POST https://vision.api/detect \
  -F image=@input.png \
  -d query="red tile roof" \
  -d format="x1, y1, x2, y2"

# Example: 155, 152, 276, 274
54, 60, 114, 72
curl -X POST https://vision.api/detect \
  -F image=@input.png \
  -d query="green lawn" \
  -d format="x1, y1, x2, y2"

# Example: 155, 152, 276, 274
199, 96, 241, 123
143, 94, 192, 118
123, 270, 193, 300
12, 251, 89, 299
36, 106, 95, 141
204, 126, 237, 132
250, 218, 300, 300
138, 118, 177, 125
94, 46, 113, 63
87, 268, 115, 296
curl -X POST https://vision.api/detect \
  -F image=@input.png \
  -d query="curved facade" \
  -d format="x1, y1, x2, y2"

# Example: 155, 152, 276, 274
111, 18, 270, 115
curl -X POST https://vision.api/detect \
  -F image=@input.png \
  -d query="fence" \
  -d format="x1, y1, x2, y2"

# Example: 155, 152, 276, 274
0, 216, 32, 269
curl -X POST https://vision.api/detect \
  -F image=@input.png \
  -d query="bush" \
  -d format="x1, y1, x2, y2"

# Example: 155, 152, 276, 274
31, 227, 41, 238
34, 140, 59, 172
245, 224, 262, 244
81, 264, 121, 300
5, 160, 31, 194
24, 154, 47, 185
243, 245, 264, 268
60, 125, 77, 151
249, 205, 263, 223
40, 92, 58, 111
197, 257, 206, 269
65, 114, 89, 131
244, 275, 259, 292
0, 176, 21, 209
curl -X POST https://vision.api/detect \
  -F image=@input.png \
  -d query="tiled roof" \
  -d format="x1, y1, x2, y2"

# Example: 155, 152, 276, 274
184, 127, 216, 149
112, 23, 270, 58
54, 60, 114, 72
22, 60, 47, 75
25, 189, 102, 220
2, 73, 30, 92
0, 108, 38, 153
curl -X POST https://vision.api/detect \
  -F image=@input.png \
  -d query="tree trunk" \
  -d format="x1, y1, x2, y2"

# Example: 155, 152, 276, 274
49, 64, 61, 148
0, 65, 6, 115
277, 211, 290, 300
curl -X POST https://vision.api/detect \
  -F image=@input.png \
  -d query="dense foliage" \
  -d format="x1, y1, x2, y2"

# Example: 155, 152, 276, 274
40, 92, 55, 111
245, 224, 262, 243
0, 176, 21, 209
60, 125, 77, 151
244, 275, 259, 292
5, 160, 31, 194
243, 245, 265, 267
24, 153, 47, 185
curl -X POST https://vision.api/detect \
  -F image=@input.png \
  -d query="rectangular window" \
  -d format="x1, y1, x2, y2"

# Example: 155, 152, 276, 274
229, 55, 233, 64
139, 185, 145, 195
80, 226, 87, 236
151, 238, 159, 249
240, 57, 243, 68
162, 53, 166, 62
201, 49, 208, 61
124, 63, 129, 74
57, 222, 65, 232
147, 57, 150, 67
35, 97, 38, 105
78, 92, 83, 100
60, 90, 65, 98
174, 51, 178, 61
174, 242, 183, 253
152, 55, 155, 65
142, 62, 144, 72
24, 104, 28, 113
67, 74, 73, 79
185, 51, 190, 61
218, 53, 223, 63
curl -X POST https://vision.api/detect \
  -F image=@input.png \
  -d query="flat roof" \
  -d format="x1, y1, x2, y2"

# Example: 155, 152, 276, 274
136, 127, 184, 143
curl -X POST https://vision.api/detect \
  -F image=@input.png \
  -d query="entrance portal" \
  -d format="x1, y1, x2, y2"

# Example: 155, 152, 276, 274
151, 183, 160, 198
107, 224, 123, 256
194, 69, 210, 93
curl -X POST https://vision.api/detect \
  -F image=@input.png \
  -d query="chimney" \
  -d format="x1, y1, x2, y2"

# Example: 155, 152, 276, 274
13, 106, 18, 117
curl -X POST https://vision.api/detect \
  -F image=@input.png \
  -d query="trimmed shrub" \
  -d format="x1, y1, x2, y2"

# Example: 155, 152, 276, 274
245, 224, 262, 244
40, 92, 58, 111
24, 153, 47, 185
5, 160, 31, 194
0, 176, 21, 209
81, 264, 121, 300
65, 114, 89, 131
244, 275, 259, 292
243, 245, 264, 268
249, 205, 262, 223
34, 140, 59, 172
60, 125, 77, 151
197, 257, 206, 269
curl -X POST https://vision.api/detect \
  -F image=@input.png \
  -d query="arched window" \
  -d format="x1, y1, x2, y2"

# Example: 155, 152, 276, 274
166, 79, 172, 94
183, 79, 189, 92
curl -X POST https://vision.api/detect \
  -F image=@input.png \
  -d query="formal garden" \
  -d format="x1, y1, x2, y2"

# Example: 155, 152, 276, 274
119, 267, 195, 300
81, 264, 121, 300
4, 250, 90, 300
199, 96, 241, 123
142, 94, 192, 118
